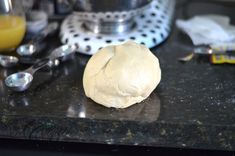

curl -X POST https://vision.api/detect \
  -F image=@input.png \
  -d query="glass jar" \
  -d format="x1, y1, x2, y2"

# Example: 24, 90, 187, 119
0, 0, 26, 52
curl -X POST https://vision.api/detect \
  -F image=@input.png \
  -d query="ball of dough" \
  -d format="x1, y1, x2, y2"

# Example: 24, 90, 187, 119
83, 41, 161, 108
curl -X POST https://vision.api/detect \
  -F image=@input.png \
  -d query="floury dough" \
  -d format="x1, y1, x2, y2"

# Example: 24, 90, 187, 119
83, 41, 161, 108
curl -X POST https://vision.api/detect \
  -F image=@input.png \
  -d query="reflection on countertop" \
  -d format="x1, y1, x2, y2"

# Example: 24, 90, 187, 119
66, 92, 161, 122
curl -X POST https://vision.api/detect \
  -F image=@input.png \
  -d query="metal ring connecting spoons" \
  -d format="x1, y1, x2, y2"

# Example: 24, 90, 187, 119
16, 22, 59, 56
5, 44, 78, 92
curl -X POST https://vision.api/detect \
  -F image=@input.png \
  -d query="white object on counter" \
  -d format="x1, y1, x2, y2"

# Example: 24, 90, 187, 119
176, 15, 235, 45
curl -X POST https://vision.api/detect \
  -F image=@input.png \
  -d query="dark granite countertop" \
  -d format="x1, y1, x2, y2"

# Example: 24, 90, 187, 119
0, 0, 234, 152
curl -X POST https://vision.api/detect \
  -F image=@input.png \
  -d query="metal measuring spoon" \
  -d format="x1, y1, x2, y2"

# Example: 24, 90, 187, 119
0, 55, 19, 68
49, 44, 77, 61
5, 44, 77, 92
5, 59, 50, 92
19, 44, 77, 65
16, 22, 59, 56
46, 44, 78, 68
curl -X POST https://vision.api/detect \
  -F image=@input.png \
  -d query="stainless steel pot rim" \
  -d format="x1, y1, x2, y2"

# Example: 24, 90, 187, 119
72, 3, 151, 22
70, 0, 152, 12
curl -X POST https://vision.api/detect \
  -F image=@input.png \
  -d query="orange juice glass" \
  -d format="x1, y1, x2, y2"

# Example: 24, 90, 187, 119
0, 0, 26, 53
0, 15, 26, 52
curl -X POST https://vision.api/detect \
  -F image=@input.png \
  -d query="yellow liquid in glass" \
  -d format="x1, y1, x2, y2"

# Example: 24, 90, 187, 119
0, 15, 26, 52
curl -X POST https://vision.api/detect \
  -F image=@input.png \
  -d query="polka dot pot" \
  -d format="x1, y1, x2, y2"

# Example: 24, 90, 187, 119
60, 0, 175, 55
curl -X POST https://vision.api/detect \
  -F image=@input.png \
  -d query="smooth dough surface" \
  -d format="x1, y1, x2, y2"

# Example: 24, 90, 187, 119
83, 41, 161, 108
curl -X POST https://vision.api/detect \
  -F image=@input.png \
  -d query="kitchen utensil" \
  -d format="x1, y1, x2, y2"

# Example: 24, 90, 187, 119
5, 44, 77, 91
16, 22, 59, 56
49, 44, 77, 61
5, 58, 49, 91
0, 55, 19, 67
178, 43, 235, 62
46, 44, 77, 67
69, 0, 152, 34
194, 45, 235, 55
70, 0, 151, 12
19, 44, 77, 65
61, 0, 176, 55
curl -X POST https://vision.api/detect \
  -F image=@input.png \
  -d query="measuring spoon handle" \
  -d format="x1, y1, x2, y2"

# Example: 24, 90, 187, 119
29, 22, 59, 44
25, 58, 50, 74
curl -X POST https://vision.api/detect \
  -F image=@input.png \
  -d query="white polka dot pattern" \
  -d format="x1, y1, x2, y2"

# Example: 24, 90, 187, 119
60, 0, 175, 55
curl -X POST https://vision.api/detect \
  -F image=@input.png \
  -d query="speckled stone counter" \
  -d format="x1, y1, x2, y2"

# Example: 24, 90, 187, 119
0, 0, 234, 152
